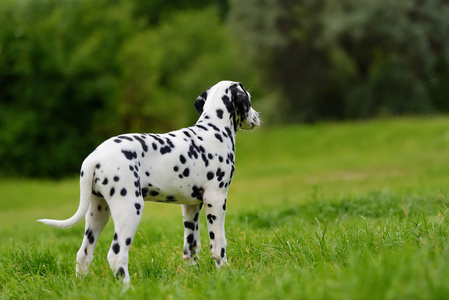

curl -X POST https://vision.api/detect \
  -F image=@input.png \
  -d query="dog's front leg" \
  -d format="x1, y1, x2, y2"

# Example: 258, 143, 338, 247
204, 191, 228, 268
181, 203, 202, 264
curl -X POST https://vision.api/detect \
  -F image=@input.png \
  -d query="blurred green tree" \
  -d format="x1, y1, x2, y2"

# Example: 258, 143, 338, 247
229, 0, 449, 122
0, 0, 141, 177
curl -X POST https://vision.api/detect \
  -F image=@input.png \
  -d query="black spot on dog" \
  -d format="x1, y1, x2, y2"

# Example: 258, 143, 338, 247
180, 154, 186, 164
216, 168, 225, 182
207, 171, 214, 180
221, 248, 225, 258
196, 125, 208, 131
96, 164, 101, 169
166, 196, 176, 202
152, 143, 158, 150
207, 214, 217, 224
183, 168, 190, 177
110, 188, 115, 197
98, 205, 102, 211
102, 178, 108, 185
191, 186, 203, 201
81, 171, 84, 177
121, 188, 127, 196
207, 123, 219, 132
142, 187, 149, 197
222, 95, 234, 114
216, 109, 224, 119
201, 154, 209, 167
114, 139, 122, 143
114, 176, 120, 182
134, 135, 148, 152
215, 133, 223, 143
194, 213, 199, 222
114, 233, 118, 241
112, 243, 120, 254
84, 247, 88, 255
187, 233, 194, 244
134, 203, 142, 214
126, 238, 132, 246
117, 267, 125, 278
150, 134, 165, 145
118, 135, 133, 141
145, 171, 150, 177
122, 150, 137, 160
166, 138, 175, 149
174, 166, 179, 172
189, 239, 197, 252
209, 231, 215, 239
160, 146, 172, 154
184, 221, 195, 231
223, 199, 227, 211
85, 229, 95, 244
150, 190, 159, 196
228, 153, 234, 163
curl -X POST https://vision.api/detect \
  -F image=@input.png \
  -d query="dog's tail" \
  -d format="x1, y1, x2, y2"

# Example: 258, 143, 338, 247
37, 159, 95, 229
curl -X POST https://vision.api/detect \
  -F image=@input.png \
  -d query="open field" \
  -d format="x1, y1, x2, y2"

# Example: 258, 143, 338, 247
2, 117, 449, 299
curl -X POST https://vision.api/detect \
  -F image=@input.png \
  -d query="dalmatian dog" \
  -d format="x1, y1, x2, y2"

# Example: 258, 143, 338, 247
38, 80, 260, 285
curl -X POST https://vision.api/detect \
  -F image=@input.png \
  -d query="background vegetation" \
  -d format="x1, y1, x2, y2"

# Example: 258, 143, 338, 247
1, 118, 449, 299
1, 0, 449, 177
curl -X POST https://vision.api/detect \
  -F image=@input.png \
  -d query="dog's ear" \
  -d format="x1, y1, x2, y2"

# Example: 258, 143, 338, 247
194, 91, 207, 115
231, 83, 250, 113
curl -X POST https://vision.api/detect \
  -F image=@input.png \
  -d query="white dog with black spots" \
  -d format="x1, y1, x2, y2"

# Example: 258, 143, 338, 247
38, 81, 260, 285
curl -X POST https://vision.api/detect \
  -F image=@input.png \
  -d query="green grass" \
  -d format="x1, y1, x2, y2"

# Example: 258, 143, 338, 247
2, 117, 449, 299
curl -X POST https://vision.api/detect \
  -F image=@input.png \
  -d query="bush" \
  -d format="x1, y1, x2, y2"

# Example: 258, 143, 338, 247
0, 0, 141, 177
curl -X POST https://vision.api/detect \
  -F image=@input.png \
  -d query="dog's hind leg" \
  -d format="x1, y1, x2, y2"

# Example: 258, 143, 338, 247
181, 203, 203, 264
203, 190, 228, 268
107, 196, 144, 285
76, 196, 110, 276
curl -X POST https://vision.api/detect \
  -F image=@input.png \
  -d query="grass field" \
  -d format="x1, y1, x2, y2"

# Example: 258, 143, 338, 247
2, 117, 449, 299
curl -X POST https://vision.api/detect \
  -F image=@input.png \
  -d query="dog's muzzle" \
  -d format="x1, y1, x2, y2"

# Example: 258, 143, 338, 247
242, 109, 261, 130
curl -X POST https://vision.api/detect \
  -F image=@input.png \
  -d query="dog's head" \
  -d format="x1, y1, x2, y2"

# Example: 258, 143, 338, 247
194, 81, 260, 130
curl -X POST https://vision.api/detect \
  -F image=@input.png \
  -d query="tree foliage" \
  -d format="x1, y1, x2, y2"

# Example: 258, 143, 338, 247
230, 0, 449, 122
0, 0, 253, 177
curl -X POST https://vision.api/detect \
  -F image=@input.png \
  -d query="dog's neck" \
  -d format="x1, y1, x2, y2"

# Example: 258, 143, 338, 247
196, 112, 238, 133
195, 112, 237, 152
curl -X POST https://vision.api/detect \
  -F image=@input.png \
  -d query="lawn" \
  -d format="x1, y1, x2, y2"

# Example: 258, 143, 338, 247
2, 117, 449, 299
